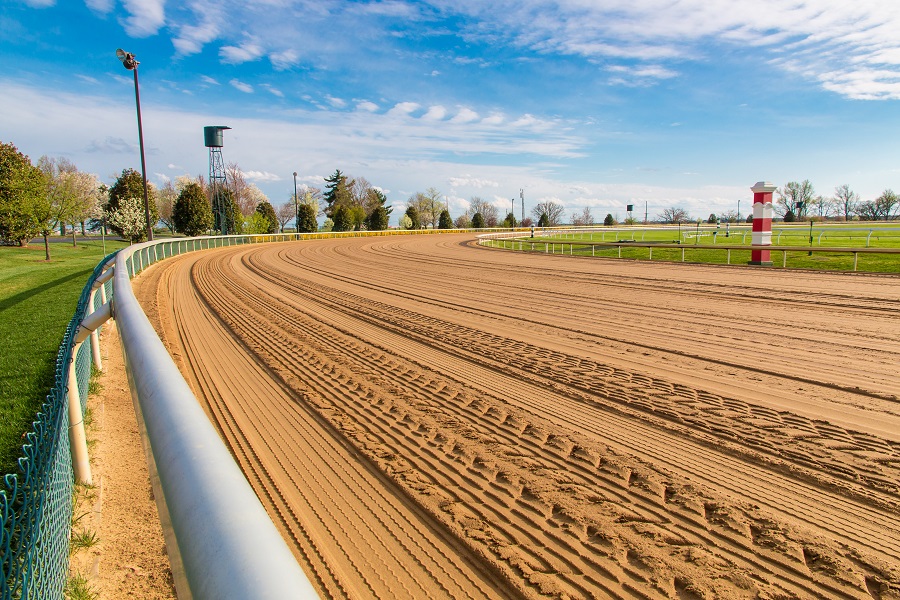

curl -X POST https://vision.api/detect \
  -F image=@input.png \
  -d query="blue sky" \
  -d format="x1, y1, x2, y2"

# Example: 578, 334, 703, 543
2, 0, 900, 224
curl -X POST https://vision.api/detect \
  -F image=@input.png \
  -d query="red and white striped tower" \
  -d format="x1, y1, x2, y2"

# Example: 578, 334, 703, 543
749, 181, 776, 266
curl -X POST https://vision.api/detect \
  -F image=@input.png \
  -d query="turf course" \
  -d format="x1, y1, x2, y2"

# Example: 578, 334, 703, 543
506, 223, 900, 272
0, 238, 128, 476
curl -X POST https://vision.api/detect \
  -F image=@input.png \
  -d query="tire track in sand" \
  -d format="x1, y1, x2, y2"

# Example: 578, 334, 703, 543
139, 234, 900, 600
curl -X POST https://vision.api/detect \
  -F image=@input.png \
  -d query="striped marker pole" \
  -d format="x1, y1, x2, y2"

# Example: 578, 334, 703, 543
749, 181, 776, 266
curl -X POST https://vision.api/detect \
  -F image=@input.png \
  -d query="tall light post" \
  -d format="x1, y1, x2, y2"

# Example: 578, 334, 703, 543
116, 49, 153, 242
293, 172, 299, 232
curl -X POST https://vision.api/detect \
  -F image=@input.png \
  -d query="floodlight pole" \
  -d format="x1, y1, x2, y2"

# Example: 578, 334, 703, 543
293, 172, 299, 232
118, 49, 153, 241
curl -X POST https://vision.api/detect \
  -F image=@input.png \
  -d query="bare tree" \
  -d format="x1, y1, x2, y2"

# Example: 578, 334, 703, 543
719, 209, 741, 223
225, 162, 253, 216
467, 197, 499, 227
857, 189, 899, 221
832, 184, 859, 221
659, 206, 691, 224
158, 180, 178, 234
531, 201, 565, 226
276, 201, 296, 232
572, 207, 594, 226
775, 180, 815, 219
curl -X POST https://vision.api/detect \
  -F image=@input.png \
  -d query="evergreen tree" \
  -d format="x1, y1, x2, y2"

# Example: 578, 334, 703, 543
255, 200, 279, 233
502, 212, 516, 228
707, 213, 717, 224
405, 205, 421, 229
297, 203, 318, 233
438, 209, 453, 229
471, 212, 485, 228
106, 168, 158, 241
323, 169, 353, 216
173, 182, 213, 236
537, 213, 550, 227
0, 142, 48, 246
366, 205, 389, 231
604, 213, 615, 226
332, 205, 352, 231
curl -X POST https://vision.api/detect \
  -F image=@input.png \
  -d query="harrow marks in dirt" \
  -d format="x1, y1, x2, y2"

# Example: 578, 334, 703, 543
137, 234, 900, 600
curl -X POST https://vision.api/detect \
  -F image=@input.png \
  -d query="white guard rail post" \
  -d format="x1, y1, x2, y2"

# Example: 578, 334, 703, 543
112, 244, 318, 600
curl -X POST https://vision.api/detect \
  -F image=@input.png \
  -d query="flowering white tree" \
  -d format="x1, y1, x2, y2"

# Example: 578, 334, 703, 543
398, 214, 413, 230
106, 195, 147, 243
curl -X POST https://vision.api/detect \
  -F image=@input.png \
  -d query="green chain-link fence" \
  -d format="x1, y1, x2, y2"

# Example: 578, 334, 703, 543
0, 253, 116, 600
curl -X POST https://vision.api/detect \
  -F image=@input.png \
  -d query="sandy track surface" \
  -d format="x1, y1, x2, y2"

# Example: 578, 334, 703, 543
136, 233, 900, 599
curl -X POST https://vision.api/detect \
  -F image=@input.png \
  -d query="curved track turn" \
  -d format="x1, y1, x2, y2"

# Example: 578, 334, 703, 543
135, 234, 900, 599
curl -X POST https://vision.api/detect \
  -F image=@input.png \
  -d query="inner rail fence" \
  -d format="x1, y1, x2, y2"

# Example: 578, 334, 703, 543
0, 226, 474, 600
477, 227, 900, 271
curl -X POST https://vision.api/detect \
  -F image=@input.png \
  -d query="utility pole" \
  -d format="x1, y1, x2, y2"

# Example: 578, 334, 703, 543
520, 188, 525, 223
644, 201, 648, 225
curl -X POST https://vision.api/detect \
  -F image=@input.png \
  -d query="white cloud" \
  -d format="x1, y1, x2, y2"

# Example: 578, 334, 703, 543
450, 107, 479, 123
76, 74, 100, 85
356, 101, 379, 112
481, 113, 504, 125
422, 105, 447, 120
229, 79, 253, 93
261, 84, 284, 98
23, 0, 54, 7
200, 75, 220, 86
448, 176, 500, 188
430, 70, 441, 76
85, 0, 113, 13
220, 41, 265, 64
325, 95, 347, 108
388, 101, 420, 116
119, 0, 165, 37
244, 170, 282, 182
270, 49, 299, 70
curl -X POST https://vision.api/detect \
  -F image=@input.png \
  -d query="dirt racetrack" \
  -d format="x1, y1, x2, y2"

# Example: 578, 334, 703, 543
135, 233, 900, 599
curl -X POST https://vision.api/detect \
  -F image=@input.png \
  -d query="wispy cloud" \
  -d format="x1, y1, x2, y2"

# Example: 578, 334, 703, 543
261, 84, 284, 98
449, 176, 499, 188
220, 40, 265, 64
229, 79, 253, 93
119, 0, 165, 37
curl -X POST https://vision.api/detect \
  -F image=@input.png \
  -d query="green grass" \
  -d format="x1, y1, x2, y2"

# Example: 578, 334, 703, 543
0, 238, 128, 477
506, 224, 900, 272
64, 573, 97, 600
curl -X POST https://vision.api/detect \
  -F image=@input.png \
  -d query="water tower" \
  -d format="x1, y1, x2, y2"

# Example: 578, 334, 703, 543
205, 125, 232, 234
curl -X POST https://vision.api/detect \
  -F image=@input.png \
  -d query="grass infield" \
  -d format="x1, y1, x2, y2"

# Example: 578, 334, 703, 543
504, 223, 900, 272
0, 238, 128, 477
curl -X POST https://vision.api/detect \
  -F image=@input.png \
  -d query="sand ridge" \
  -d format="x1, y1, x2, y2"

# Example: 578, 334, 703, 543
136, 233, 900, 599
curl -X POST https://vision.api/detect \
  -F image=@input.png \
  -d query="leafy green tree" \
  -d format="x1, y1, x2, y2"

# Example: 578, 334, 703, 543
405, 205, 421, 229
0, 142, 48, 247
438, 209, 453, 229
243, 212, 272, 234
501, 212, 516, 228
348, 204, 366, 230
707, 213, 717, 224
297, 203, 318, 233
106, 168, 158, 241
366, 206, 389, 231
255, 200, 279, 233
173, 182, 213, 236
322, 218, 334, 232
604, 213, 615, 226
471, 212, 485, 228
537, 213, 550, 227
332, 205, 352, 231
